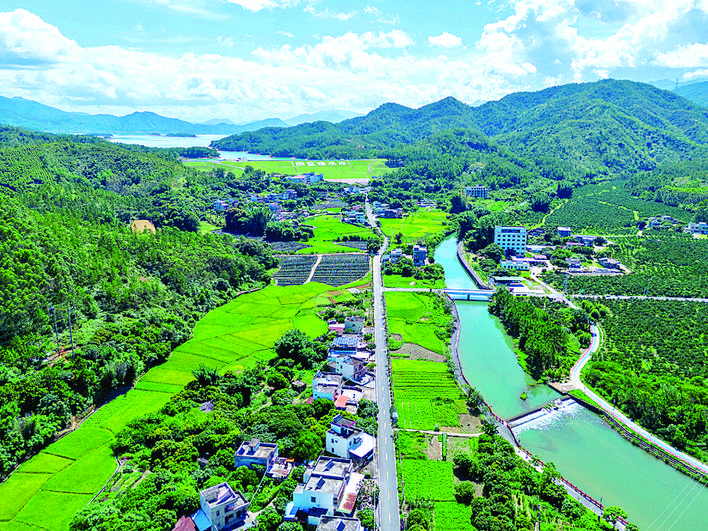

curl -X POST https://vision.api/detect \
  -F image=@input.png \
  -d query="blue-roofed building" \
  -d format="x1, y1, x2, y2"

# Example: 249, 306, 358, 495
331, 335, 359, 355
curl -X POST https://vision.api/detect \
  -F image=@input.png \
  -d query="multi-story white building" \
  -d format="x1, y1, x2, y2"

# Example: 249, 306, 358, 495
198, 482, 249, 531
288, 456, 364, 526
494, 226, 527, 256
326, 414, 376, 462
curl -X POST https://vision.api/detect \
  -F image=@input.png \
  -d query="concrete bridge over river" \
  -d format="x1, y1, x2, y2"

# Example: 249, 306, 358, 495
443, 288, 494, 301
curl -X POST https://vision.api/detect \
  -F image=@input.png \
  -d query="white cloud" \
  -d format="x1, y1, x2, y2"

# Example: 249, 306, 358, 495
275, 31, 293, 38
304, 5, 357, 21
363, 5, 399, 25
429, 32, 463, 48
224, 0, 298, 12
654, 43, 708, 68
218, 36, 234, 48
0, 9, 80, 66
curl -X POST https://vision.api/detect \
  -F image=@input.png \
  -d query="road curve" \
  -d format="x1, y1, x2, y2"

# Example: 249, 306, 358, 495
570, 324, 708, 477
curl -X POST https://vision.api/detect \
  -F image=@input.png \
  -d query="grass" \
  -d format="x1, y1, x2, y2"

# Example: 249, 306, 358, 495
380, 210, 449, 242
434, 502, 474, 531
383, 274, 445, 289
400, 459, 455, 501
396, 431, 428, 460
184, 158, 390, 182
385, 292, 448, 355
391, 359, 465, 430
298, 215, 375, 254
0, 284, 330, 531
198, 221, 220, 234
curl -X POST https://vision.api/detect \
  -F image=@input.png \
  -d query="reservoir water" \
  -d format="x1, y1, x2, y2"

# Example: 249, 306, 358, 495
107, 134, 288, 161
434, 237, 708, 531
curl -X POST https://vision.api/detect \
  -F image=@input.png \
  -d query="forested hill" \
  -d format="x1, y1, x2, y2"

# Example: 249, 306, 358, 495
0, 129, 276, 476
213, 79, 708, 174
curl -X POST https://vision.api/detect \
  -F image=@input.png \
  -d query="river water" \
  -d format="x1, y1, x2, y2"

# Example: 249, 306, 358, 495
434, 237, 708, 531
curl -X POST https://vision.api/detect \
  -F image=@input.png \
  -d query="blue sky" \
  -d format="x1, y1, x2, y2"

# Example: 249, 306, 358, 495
0, 0, 707, 123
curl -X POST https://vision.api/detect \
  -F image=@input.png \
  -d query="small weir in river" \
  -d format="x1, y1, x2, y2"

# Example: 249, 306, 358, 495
434, 237, 708, 531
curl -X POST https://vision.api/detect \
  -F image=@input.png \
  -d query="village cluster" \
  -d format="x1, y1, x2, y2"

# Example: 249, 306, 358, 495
174, 317, 377, 531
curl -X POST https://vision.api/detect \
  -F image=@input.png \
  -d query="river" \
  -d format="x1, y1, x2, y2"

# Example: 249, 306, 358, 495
434, 237, 708, 531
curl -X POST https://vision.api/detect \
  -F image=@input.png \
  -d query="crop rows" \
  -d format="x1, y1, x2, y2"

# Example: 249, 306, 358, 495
269, 241, 310, 253
273, 255, 317, 286
337, 241, 369, 251
311, 254, 370, 287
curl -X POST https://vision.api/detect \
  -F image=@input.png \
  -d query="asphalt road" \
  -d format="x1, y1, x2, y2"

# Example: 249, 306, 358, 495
366, 199, 400, 531
570, 323, 708, 477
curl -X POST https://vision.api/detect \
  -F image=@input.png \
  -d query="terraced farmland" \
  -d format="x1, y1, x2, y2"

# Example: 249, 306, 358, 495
273, 255, 317, 286
311, 254, 370, 287
0, 284, 329, 531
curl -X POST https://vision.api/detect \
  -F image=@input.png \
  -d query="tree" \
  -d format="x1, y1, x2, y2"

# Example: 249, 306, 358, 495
481, 420, 498, 437
454, 481, 475, 504
191, 365, 220, 387
292, 430, 321, 462
531, 192, 552, 213
603, 505, 628, 529
274, 329, 318, 367
407, 508, 430, 529
256, 507, 281, 531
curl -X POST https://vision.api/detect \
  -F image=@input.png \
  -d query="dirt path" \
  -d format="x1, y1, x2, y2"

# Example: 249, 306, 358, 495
305, 254, 323, 283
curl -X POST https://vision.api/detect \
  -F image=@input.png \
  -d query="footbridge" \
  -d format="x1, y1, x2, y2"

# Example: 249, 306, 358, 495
443, 288, 494, 301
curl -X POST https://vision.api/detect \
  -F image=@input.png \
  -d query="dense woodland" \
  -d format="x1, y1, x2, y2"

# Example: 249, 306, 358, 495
488, 288, 591, 379
0, 132, 281, 476
584, 299, 708, 462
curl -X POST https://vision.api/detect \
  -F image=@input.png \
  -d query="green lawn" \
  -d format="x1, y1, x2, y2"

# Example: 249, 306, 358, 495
391, 359, 465, 430
184, 158, 389, 182
298, 215, 375, 254
383, 274, 445, 289
0, 284, 330, 531
380, 210, 449, 241
385, 291, 447, 355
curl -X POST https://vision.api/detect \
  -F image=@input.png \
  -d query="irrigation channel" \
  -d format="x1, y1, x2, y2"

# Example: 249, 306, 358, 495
434, 237, 708, 531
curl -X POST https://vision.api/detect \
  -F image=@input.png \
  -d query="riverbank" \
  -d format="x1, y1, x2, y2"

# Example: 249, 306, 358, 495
437, 236, 708, 530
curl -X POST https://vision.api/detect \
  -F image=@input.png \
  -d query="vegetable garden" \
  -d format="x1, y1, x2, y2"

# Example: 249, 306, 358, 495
311, 254, 370, 287
273, 255, 317, 286
391, 359, 466, 430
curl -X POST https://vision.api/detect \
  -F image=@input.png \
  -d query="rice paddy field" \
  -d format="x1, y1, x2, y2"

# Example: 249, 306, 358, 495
0, 284, 330, 531
399, 459, 455, 501
184, 158, 390, 183
298, 215, 375, 254
385, 292, 447, 355
391, 359, 466, 430
379, 209, 449, 242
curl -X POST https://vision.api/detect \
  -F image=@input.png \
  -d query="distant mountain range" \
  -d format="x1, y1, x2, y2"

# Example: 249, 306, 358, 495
0, 96, 359, 135
674, 81, 708, 108
213, 79, 708, 174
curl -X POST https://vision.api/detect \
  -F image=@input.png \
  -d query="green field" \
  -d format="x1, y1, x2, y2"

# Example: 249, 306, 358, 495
380, 210, 449, 241
385, 292, 448, 355
391, 359, 465, 430
298, 215, 375, 254
0, 284, 330, 531
434, 502, 474, 531
383, 274, 445, 289
184, 158, 389, 182
400, 459, 455, 501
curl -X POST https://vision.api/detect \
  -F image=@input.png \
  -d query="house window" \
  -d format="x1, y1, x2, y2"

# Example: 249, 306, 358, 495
311, 496, 317, 503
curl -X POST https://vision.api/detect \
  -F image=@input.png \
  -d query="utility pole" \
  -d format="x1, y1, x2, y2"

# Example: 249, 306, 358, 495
67, 303, 76, 359
49, 305, 60, 355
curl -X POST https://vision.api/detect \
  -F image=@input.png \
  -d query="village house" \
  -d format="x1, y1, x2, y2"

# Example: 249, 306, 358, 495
193, 482, 249, 531
326, 413, 376, 463
234, 438, 278, 471
344, 316, 365, 334
316, 516, 362, 531
286, 456, 364, 526
313, 371, 344, 401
